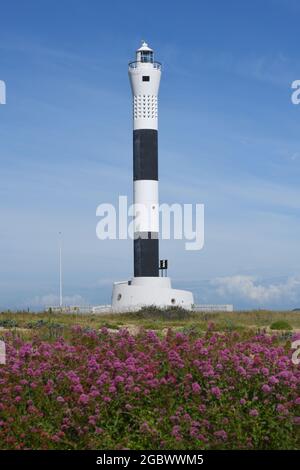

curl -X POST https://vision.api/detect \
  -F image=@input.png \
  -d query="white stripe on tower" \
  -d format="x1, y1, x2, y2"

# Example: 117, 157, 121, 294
129, 41, 161, 277
133, 180, 159, 233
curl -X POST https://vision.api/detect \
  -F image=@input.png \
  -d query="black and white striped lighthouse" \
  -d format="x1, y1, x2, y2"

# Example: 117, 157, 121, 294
129, 41, 161, 278
111, 41, 194, 311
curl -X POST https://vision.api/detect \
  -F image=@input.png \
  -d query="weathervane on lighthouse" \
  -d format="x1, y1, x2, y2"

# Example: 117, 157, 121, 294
111, 41, 194, 311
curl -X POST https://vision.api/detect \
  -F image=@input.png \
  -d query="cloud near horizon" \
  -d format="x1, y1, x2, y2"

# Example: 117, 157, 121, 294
212, 275, 300, 305
22, 276, 300, 311
28, 294, 88, 310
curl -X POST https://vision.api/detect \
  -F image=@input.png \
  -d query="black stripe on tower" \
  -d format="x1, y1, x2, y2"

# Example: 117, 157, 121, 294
133, 129, 159, 277
134, 232, 159, 277
133, 129, 158, 180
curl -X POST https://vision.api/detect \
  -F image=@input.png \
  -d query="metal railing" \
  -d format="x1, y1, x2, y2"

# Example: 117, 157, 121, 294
129, 61, 162, 70
193, 304, 234, 312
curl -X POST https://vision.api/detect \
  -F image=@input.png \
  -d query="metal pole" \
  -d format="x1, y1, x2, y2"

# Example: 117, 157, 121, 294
59, 232, 62, 307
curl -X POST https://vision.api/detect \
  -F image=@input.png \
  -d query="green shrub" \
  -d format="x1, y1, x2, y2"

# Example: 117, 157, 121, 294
0, 318, 19, 328
27, 319, 50, 329
270, 320, 292, 330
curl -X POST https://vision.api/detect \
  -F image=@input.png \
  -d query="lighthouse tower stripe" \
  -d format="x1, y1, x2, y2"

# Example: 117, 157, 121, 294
133, 129, 158, 180
129, 42, 161, 278
133, 125, 159, 277
134, 233, 158, 277
133, 128, 159, 276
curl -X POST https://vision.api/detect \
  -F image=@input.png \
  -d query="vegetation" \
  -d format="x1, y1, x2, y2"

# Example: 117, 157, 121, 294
0, 308, 300, 337
270, 320, 293, 331
0, 309, 299, 449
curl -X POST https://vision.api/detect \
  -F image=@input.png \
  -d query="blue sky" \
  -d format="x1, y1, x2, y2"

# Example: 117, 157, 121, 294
1, 0, 300, 310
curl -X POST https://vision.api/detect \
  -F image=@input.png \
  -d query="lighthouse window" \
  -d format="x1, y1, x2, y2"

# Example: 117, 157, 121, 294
140, 51, 153, 63
142, 76, 150, 82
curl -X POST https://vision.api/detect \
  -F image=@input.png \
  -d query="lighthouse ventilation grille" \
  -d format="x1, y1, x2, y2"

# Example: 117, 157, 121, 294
134, 95, 158, 120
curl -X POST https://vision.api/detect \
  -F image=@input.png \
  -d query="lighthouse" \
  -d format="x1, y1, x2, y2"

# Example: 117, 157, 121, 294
131, 41, 160, 277
111, 41, 194, 311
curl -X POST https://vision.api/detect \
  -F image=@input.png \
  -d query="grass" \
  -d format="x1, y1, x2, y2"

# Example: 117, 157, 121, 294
0, 308, 299, 340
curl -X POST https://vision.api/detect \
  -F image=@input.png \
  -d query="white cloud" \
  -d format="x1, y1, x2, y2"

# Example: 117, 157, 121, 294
190, 49, 299, 88
212, 275, 300, 304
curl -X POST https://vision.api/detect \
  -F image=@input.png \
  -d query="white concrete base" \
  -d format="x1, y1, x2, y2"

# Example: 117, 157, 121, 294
111, 277, 194, 312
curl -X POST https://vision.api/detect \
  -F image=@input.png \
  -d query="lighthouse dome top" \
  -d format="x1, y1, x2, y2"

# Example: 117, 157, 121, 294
136, 41, 153, 52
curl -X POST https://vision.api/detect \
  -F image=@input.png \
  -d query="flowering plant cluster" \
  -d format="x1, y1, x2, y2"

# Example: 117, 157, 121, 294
0, 327, 299, 449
